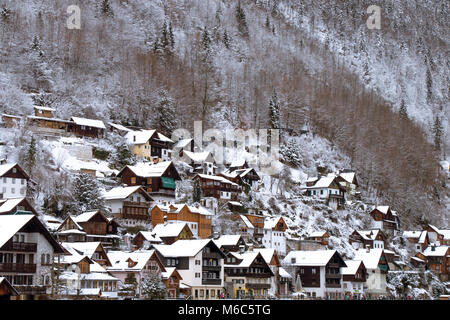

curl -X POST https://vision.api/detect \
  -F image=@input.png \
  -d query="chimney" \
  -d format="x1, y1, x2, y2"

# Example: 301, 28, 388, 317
163, 215, 168, 225
239, 245, 245, 254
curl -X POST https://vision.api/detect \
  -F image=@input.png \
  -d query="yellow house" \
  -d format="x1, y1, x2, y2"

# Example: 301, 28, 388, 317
125, 129, 173, 161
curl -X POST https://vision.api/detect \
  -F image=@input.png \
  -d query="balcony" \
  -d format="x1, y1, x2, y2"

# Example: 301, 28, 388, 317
202, 265, 221, 272
0, 263, 36, 273
1, 242, 37, 253
121, 213, 149, 221
202, 278, 222, 285
123, 201, 151, 208
147, 188, 175, 196
246, 283, 271, 290
325, 273, 341, 279
325, 283, 341, 288
16, 285, 47, 295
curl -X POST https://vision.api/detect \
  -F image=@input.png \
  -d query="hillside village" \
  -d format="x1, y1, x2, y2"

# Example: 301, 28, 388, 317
0, 108, 448, 301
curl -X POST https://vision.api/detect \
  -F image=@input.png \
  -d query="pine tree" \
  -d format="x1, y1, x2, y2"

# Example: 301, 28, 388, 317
24, 136, 37, 176
426, 67, 432, 102
222, 30, 230, 49
71, 173, 105, 213
265, 15, 271, 31
1, 4, 11, 23
399, 99, 408, 119
235, 1, 249, 38
193, 178, 202, 203
201, 26, 211, 53
161, 21, 169, 51
432, 116, 443, 151
111, 143, 134, 169
269, 89, 281, 130
155, 89, 177, 137
101, 0, 114, 17
141, 273, 167, 300
168, 21, 175, 49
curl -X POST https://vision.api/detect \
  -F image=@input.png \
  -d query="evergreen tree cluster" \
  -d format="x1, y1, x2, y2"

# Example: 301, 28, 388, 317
71, 173, 105, 213
155, 89, 177, 137
268, 89, 281, 129
153, 21, 175, 56
235, 1, 249, 38
280, 139, 302, 167
141, 273, 167, 300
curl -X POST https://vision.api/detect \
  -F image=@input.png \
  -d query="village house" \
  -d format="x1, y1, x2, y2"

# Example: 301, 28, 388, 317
61, 242, 112, 268
1, 114, 23, 128
58, 253, 119, 299
151, 203, 213, 239
149, 222, 194, 245
161, 267, 184, 298
0, 197, 38, 216
56, 211, 120, 249
254, 248, 291, 298
117, 161, 181, 206
306, 231, 330, 246
179, 150, 216, 176
220, 167, 261, 188
305, 174, 346, 209
349, 229, 387, 250
107, 122, 132, 136
125, 129, 173, 161
415, 245, 449, 281
403, 230, 429, 253
354, 248, 389, 299
238, 213, 266, 243
192, 174, 241, 201
369, 206, 400, 236
223, 251, 274, 299
68, 117, 106, 139
173, 138, 201, 154
335, 170, 359, 196
131, 231, 163, 249
153, 239, 227, 300
213, 235, 248, 255
424, 224, 450, 246
340, 260, 367, 299
227, 159, 250, 172
282, 250, 347, 299
262, 216, 288, 257
106, 249, 170, 297
0, 214, 65, 298
0, 163, 30, 199
102, 186, 154, 227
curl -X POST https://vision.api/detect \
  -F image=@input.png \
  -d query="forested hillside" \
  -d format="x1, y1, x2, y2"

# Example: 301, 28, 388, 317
0, 0, 448, 227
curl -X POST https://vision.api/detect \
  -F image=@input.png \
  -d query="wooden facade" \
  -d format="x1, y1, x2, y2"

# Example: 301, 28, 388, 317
348, 230, 387, 249
192, 175, 241, 201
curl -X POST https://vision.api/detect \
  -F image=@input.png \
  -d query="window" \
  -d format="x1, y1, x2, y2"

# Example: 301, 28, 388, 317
12, 178, 16, 184
11, 188, 15, 194
21, 179, 25, 185
12, 168, 17, 173
312, 268, 316, 274
195, 260, 201, 265
131, 177, 136, 184
200, 290, 204, 297
195, 273, 200, 278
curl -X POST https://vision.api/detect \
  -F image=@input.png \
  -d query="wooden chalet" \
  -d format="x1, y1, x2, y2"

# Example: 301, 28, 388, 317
151, 204, 213, 239
161, 267, 183, 298
117, 161, 181, 205
403, 230, 429, 252
0, 197, 37, 216
0, 277, 19, 300
125, 129, 173, 161
213, 235, 248, 254
132, 231, 163, 249
150, 222, 194, 245
61, 242, 112, 267
68, 117, 106, 138
341, 260, 367, 299
305, 175, 346, 209
1, 114, 22, 128
419, 245, 449, 281
306, 231, 330, 246
349, 229, 387, 249
369, 206, 400, 234
192, 174, 241, 201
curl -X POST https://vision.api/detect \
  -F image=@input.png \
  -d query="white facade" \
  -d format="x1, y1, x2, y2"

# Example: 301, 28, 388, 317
0, 176, 27, 199
342, 280, 365, 296
262, 229, 286, 257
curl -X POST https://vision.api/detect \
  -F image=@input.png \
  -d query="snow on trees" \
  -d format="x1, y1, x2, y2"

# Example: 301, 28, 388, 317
140, 273, 167, 300
71, 173, 105, 213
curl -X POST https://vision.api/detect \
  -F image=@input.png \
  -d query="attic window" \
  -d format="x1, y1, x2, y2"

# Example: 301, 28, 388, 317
12, 168, 17, 173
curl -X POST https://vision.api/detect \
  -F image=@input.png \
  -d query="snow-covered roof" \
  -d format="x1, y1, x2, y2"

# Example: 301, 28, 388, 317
107, 250, 156, 271
182, 150, 213, 163
423, 246, 449, 257
73, 210, 103, 223
439, 230, 450, 240
136, 231, 162, 243
108, 122, 132, 132
173, 138, 193, 149
57, 229, 87, 235
0, 197, 26, 214
403, 231, 423, 239
228, 201, 243, 207
226, 251, 262, 268
153, 239, 216, 257
213, 235, 242, 248
71, 117, 106, 129
339, 172, 356, 184
229, 159, 246, 168
61, 242, 102, 258
279, 267, 292, 278
283, 250, 339, 266
155, 203, 213, 216
0, 215, 35, 248
308, 231, 328, 238
253, 248, 276, 265
239, 215, 254, 229
123, 161, 173, 178
355, 229, 381, 241
374, 206, 390, 214
305, 175, 336, 189
194, 174, 239, 186
34, 106, 55, 111
341, 260, 363, 275
0, 163, 17, 177
264, 216, 283, 230
152, 222, 191, 238
354, 249, 384, 270
161, 267, 180, 280
102, 186, 145, 200
125, 129, 173, 145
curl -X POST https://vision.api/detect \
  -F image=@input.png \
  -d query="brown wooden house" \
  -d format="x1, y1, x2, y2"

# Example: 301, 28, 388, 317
68, 117, 106, 138
0, 198, 37, 216
192, 174, 241, 201
369, 206, 400, 235
151, 204, 213, 239
419, 245, 449, 281
306, 231, 330, 246
349, 229, 387, 249
161, 267, 183, 298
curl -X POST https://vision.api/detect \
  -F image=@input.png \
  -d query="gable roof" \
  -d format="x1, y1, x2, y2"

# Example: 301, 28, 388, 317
338, 172, 356, 184
264, 216, 285, 230
283, 250, 344, 267
0, 163, 30, 180
305, 175, 342, 189
135, 231, 162, 243
161, 267, 182, 280
181, 150, 214, 163
341, 260, 365, 275
103, 186, 153, 201
106, 250, 161, 272
154, 203, 213, 216
70, 117, 106, 129
213, 235, 243, 248
125, 129, 173, 145
253, 248, 279, 266
193, 174, 240, 187
153, 239, 226, 258
422, 246, 449, 257
73, 210, 108, 224
308, 231, 329, 238
118, 161, 179, 179
0, 197, 33, 215
152, 222, 192, 238
225, 252, 273, 274
354, 249, 386, 270
0, 277, 19, 296
0, 215, 64, 253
